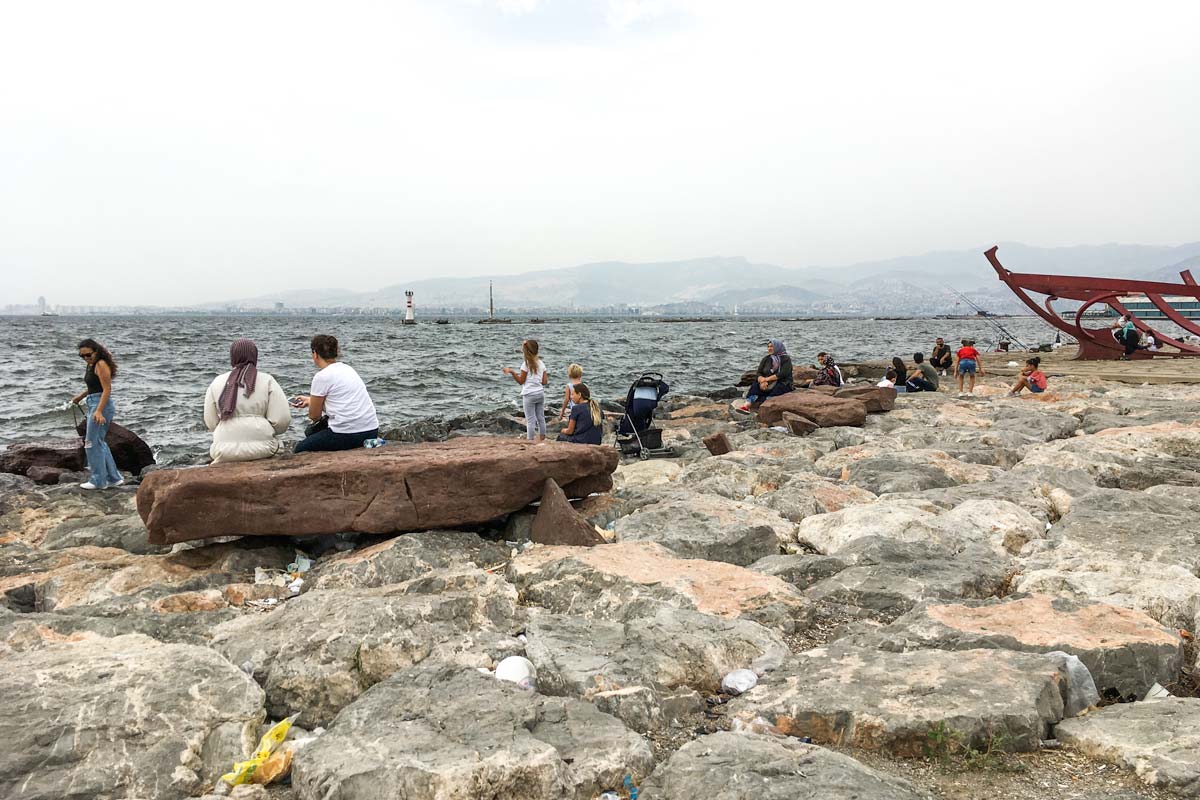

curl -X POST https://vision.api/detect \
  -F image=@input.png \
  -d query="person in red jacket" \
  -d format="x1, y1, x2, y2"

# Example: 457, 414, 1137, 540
955, 339, 985, 396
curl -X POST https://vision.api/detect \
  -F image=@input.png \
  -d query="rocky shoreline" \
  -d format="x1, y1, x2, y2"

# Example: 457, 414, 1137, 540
3, 362, 1200, 799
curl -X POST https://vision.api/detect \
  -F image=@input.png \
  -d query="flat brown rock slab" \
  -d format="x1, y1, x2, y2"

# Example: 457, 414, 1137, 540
867, 594, 1184, 702
508, 540, 811, 633
758, 391, 868, 428
1056, 697, 1200, 797
835, 384, 898, 412
732, 645, 1066, 756
137, 439, 618, 545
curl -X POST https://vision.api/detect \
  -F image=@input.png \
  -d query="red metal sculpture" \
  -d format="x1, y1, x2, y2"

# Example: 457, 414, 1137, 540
986, 246, 1200, 359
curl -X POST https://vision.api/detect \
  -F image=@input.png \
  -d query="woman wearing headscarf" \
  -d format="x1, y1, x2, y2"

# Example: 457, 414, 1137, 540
742, 339, 794, 408
203, 338, 292, 463
810, 353, 843, 388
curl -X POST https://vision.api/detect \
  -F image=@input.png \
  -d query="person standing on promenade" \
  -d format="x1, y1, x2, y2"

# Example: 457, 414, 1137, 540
955, 339, 984, 396
930, 338, 953, 376
204, 338, 291, 463
70, 339, 123, 489
292, 334, 379, 452
503, 339, 549, 442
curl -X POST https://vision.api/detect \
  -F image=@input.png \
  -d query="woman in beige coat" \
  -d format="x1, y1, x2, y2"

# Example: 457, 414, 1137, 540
204, 339, 291, 463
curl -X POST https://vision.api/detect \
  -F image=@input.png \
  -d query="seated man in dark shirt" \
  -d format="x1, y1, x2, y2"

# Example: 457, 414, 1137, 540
930, 338, 953, 375
557, 384, 604, 445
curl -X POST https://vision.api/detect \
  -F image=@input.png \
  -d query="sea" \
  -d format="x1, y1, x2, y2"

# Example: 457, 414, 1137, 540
1, 314, 1059, 465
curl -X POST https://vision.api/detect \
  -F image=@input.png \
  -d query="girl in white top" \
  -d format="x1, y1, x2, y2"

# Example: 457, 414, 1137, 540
204, 338, 291, 463
559, 363, 583, 421
503, 339, 550, 441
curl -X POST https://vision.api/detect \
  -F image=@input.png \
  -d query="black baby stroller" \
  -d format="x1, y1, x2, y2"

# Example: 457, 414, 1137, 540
616, 372, 674, 459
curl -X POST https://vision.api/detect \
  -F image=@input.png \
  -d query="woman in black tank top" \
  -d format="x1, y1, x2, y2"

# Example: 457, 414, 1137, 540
70, 339, 123, 490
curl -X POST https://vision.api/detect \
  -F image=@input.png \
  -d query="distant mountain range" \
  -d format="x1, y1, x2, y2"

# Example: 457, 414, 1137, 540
208, 241, 1200, 315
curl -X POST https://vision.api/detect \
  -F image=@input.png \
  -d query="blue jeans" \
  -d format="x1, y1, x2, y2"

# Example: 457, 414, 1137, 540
294, 427, 379, 453
84, 393, 122, 487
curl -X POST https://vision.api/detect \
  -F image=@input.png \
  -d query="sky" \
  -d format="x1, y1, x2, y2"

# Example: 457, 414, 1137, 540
2, 0, 1198, 306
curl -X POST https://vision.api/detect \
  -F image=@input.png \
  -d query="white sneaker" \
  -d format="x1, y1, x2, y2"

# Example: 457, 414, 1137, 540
111, 478, 125, 488
80, 482, 98, 490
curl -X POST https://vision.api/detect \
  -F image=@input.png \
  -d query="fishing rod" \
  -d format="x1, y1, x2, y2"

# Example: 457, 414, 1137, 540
947, 289, 1034, 351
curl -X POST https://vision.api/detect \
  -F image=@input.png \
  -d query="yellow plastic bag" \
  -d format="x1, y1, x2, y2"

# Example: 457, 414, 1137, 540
250, 747, 294, 785
220, 714, 298, 787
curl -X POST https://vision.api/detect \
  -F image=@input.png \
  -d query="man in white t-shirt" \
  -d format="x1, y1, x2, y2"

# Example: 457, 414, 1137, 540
292, 334, 380, 453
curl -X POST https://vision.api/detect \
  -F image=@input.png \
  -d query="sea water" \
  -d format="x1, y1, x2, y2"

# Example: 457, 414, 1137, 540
0, 314, 1056, 464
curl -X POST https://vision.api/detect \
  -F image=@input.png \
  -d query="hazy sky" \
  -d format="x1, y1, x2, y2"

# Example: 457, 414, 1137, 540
2, 0, 1198, 306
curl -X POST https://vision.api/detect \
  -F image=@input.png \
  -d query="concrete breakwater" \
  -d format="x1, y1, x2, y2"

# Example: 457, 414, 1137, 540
2, 357, 1200, 799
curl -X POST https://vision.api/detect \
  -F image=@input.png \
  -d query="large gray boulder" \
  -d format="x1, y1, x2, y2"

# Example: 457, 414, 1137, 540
0, 486, 165, 554
1057, 697, 1200, 797
804, 538, 1011, 623
731, 645, 1066, 755
309, 530, 511, 589
796, 498, 1043, 557
508, 541, 811, 634
0, 633, 264, 800
524, 604, 787, 731
613, 493, 793, 565
211, 569, 521, 726
639, 731, 928, 800
814, 447, 1002, 494
292, 663, 654, 800
861, 594, 1184, 701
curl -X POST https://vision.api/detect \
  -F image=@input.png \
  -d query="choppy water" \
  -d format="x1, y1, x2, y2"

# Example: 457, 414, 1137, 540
0, 314, 1058, 464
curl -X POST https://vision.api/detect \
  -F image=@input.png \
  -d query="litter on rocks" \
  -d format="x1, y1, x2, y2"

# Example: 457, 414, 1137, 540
720, 668, 759, 696
219, 713, 299, 788
287, 577, 304, 595
1144, 682, 1173, 701
253, 568, 287, 587
599, 793, 620, 800
624, 774, 639, 800
287, 552, 313, 576
1045, 650, 1099, 716
495, 655, 537, 691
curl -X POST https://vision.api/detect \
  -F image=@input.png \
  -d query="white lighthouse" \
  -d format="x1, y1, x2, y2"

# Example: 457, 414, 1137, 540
403, 291, 416, 325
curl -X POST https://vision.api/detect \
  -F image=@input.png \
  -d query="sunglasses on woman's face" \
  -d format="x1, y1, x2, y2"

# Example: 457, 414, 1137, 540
79, 352, 95, 359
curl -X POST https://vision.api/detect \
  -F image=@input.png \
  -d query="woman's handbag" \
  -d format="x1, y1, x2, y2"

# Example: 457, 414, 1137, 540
305, 416, 329, 437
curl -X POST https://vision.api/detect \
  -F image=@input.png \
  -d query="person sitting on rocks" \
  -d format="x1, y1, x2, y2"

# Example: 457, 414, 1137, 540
930, 337, 953, 375
740, 339, 793, 409
557, 383, 604, 445
905, 352, 939, 393
1008, 357, 1048, 396
809, 352, 843, 388
293, 334, 380, 452
204, 338, 292, 463
877, 368, 898, 388
810, 351, 844, 386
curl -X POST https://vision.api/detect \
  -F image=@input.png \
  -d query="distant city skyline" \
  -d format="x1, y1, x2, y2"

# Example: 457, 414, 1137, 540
3, 1, 1199, 306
